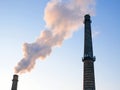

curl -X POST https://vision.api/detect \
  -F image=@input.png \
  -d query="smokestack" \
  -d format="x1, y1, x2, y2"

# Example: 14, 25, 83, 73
82, 14, 96, 90
11, 74, 18, 90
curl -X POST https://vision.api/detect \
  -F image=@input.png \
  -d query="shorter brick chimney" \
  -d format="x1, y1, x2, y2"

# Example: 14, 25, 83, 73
11, 74, 18, 90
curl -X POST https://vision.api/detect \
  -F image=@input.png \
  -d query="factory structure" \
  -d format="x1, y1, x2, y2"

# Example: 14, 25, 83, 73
11, 74, 18, 90
11, 14, 96, 90
82, 14, 96, 90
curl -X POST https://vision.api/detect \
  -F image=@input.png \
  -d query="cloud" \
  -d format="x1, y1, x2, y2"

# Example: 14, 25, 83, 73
92, 31, 100, 38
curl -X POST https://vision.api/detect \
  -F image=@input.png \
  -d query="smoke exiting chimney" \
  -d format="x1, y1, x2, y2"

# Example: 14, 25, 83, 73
14, 0, 95, 74
11, 74, 18, 90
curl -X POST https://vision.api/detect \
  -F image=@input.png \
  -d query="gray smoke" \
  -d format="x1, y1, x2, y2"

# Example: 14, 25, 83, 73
14, 0, 95, 74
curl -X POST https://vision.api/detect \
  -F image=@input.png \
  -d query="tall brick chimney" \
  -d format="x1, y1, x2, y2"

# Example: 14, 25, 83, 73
82, 14, 96, 90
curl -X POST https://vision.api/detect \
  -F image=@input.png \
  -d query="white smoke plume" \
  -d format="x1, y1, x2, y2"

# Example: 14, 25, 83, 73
14, 0, 95, 74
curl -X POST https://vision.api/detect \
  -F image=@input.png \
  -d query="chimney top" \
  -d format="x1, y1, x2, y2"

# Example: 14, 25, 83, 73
13, 74, 18, 81
84, 14, 90, 19
84, 14, 91, 24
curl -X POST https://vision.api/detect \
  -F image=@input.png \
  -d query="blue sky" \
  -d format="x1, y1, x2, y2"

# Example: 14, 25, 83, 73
0, 0, 120, 90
